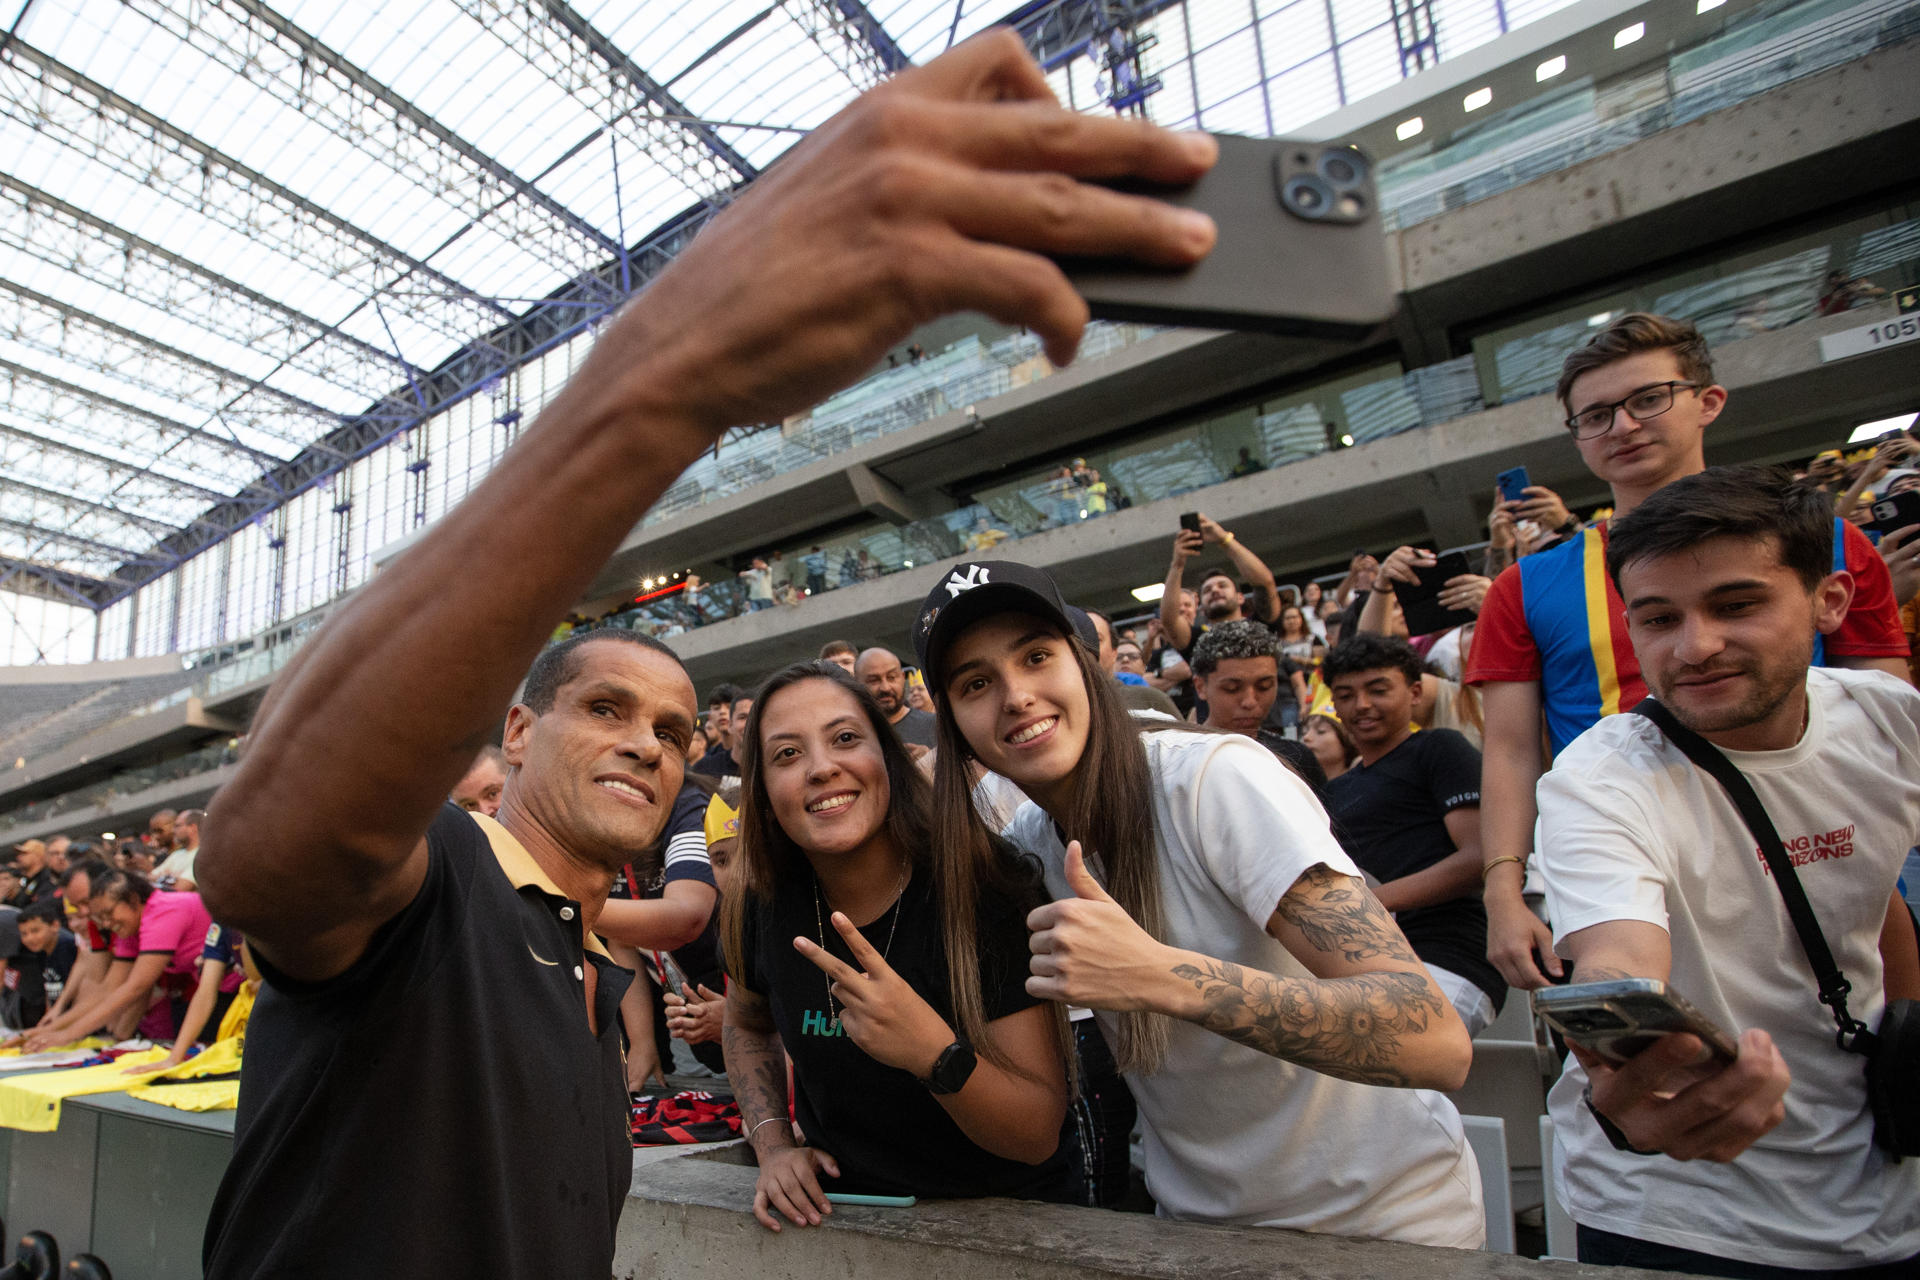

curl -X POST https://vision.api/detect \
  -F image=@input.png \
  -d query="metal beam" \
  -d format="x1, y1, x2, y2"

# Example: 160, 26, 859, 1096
0, 474, 176, 549
0, 555, 114, 607
455, 0, 755, 194
0, 420, 229, 503
0, 40, 518, 346
0, 173, 426, 405
788, 1, 912, 84
0, 283, 354, 461
0, 358, 286, 477
120, 0, 624, 282
0, 508, 159, 567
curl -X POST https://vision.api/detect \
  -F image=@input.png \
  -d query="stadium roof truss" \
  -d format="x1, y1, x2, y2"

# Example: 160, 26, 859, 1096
0, 0, 1091, 608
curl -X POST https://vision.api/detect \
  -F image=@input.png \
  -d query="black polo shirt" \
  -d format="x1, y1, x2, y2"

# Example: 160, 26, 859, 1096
204, 805, 634, 1280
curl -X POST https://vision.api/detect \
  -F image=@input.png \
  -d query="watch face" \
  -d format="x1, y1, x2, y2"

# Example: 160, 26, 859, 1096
929, 1041, 978, 1095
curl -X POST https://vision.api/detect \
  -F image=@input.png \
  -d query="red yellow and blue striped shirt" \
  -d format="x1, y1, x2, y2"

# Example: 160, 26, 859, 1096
1465, 521, 1906, 757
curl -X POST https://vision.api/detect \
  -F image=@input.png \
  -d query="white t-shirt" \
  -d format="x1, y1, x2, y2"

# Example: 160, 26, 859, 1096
1537, 667, 1920, 1269
155, 847, 198, 883
1003, 731, 1483, 1246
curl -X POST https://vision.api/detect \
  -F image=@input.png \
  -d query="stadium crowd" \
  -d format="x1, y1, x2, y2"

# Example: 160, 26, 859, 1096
4, 33, 1918, 1280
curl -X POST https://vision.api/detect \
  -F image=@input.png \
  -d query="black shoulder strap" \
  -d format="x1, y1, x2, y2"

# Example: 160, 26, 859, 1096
1631, 699, 1877, 1055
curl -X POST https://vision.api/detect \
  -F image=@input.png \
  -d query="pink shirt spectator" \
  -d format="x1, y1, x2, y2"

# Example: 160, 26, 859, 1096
111, 890, 220, 1038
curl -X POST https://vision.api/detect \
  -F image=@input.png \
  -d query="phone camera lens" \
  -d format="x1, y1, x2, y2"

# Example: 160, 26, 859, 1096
1283, 175, 1333, 219
1318, 148, 1371, 189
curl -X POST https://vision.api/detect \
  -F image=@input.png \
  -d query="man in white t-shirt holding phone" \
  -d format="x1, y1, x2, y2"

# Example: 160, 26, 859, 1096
1536, 465, 1920, 1277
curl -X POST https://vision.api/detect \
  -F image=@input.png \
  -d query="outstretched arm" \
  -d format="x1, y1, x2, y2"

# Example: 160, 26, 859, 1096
1199, 515, 1279, 623
1563, 920, 1790, 1162
28, 953, 166, 1052
1160, 531, 1201, 651
197, 33, 1218, 984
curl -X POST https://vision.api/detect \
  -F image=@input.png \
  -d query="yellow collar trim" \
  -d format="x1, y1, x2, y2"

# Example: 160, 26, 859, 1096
470, 812, 611, 960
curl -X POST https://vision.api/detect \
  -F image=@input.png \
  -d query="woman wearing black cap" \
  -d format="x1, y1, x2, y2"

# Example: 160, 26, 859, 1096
719, 661, 1072, 1232
915, 560, 1483, 1246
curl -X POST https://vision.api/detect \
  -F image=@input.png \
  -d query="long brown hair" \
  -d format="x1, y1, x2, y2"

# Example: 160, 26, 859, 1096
929, 615, 1183, 1075
722, 661, 1066, 1079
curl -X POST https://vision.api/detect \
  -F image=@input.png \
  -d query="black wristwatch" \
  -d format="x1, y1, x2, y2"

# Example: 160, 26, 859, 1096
1584, 1083, 1658, 1156
921, 1040, 978, 1095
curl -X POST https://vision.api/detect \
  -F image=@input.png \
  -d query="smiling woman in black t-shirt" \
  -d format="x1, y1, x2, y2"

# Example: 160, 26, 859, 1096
720, 662, 1071, 1231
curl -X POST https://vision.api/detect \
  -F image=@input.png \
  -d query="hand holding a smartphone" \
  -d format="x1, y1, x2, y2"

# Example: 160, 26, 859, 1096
1878, 524, 1920, 606
1171, 517, 1204, 565
1374, 544, 1437, 591
1578, 1025, 1792, 1163
1504, 484, 1572, 533
1539, 978, 1791, 1163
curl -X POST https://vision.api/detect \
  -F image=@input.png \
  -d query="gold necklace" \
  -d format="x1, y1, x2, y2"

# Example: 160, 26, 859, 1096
812, 860, 909, 1033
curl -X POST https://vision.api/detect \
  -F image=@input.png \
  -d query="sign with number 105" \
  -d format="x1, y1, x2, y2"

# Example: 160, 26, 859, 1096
1819, 313, 1920, 362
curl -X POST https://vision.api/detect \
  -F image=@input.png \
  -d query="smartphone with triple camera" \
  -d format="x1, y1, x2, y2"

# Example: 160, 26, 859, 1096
1534, 979, 1739, 1068
1179, 512, 1202, 535
1866, 491, 1920, 541
1496, 466, 1532, 505
1059, 133, 1395, 339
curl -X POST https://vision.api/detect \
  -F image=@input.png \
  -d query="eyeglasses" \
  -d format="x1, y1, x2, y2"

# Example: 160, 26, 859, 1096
1565, 381, 1700, 438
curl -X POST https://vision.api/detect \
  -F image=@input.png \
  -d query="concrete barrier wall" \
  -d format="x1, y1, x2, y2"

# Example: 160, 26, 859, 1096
616, 1145, 1676, 1280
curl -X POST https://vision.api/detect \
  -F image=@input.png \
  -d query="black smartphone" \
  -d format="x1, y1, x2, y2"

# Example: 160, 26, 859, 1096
1534, 979, 1739, 1067
1059, 133, 1395, 339
1179, 512, 1201, 535
1396, 551, 1474, 636
1496, 466, 1531, 505
1866, 491, 1920, 539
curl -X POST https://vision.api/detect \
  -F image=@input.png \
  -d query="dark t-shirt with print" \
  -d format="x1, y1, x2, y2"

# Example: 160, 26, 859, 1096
1325, 728, 1504, 1007
6, 929, 76, 1028
731, 867, 1069, 1201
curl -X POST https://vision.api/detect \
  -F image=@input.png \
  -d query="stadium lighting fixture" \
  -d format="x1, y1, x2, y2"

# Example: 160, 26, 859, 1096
1850, 414, 1918, 443
1614, 22, 1645, 48
1463, 87, 1492, 112
1587, 311, 1616, 327
1395, 116, 1424, 141
1131, 582, 1167, 603
1697, 0, 1725, 12
1536, 55, 1567, 81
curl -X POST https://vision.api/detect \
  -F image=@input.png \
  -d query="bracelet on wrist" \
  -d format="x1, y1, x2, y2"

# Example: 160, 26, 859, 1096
1220, 531, 1235, 545
1480, 854, 1526, 883
747, 1115, 789, 1142
1370, 585, 1395, 596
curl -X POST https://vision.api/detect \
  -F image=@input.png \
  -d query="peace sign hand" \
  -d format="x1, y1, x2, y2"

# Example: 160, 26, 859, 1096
793, 912, 956, 1076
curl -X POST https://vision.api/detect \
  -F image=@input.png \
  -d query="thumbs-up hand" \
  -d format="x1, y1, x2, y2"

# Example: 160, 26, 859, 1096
1026, 841, 1172, 1011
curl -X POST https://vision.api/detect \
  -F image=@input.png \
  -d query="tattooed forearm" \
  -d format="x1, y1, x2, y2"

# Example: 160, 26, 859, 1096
1274, 864, 1423, 966
721, 1003, 793, 1156
1171, 957, 1446, 1086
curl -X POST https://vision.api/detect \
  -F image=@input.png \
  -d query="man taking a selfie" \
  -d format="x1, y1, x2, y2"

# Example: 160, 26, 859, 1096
1534, 466, 1920, 1277
195, 33, 1220, 1280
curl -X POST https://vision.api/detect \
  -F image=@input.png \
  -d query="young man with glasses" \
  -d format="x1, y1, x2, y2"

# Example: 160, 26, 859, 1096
1465, 314, 1909, 992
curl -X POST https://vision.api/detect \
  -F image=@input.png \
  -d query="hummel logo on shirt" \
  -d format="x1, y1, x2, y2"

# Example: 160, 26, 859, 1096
945, 565, 990, 598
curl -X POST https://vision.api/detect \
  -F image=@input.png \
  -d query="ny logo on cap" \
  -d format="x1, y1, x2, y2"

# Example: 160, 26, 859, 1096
944, 565, 991, 598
